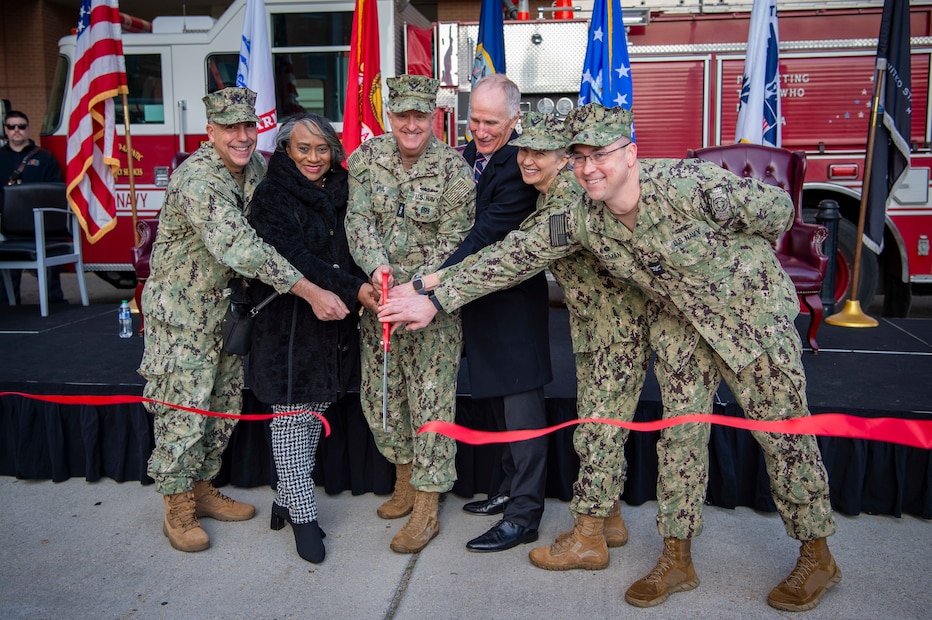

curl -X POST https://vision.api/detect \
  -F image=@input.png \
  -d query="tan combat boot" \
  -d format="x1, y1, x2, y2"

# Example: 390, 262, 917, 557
768, 538, 842, 612
529, 514, 609, 570
377, 462, 415, 520
625, 537, 699, 607
193, 479, 255, 521
163, 491, 210, 552
604, 500, 628, 548
389, 490, 439, 553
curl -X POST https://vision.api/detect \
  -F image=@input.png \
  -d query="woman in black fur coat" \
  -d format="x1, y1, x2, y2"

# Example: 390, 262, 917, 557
247, 113, 378, 563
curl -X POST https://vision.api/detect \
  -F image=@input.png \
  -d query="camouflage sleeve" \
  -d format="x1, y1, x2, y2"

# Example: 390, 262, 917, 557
693, 161, 794, 244
433, 157, 476, 262
434, 198, 581, 311
344, 147, 388, 278
182, 177, 301, 293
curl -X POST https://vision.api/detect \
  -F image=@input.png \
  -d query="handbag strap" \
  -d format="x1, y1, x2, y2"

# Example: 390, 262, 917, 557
248, 291, 280, 317
6, 146, 41, 185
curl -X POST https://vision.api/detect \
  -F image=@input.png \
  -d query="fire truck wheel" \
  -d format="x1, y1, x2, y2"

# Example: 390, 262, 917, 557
804, 209, 878, 309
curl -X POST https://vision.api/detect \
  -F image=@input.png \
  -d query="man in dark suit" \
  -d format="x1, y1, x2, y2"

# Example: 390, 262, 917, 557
442, 74, 552, 552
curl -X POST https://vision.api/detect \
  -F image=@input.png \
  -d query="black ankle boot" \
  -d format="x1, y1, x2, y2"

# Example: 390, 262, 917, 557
270, 502, 289, 531
270, 502, 326, 538
292, 520, 326, 563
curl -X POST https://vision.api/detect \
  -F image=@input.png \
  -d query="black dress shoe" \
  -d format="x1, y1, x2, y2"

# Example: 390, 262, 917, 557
466, 520, 539, 553
462, 492, 509, 515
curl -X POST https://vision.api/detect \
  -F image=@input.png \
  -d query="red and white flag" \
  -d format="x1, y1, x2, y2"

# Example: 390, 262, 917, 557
236, 0, 277, 153
342, 0, 384, 156
66, 0, 127, 244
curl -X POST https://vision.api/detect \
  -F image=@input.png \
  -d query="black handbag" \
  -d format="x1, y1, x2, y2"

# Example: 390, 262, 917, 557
221, 278, 279, 356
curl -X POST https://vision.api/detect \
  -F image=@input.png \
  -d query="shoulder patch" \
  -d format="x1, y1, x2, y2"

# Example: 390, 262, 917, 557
442, 177, 472, 207
706, 185, 730, 221
347, 151, 367, 178
549, 213, 569, 246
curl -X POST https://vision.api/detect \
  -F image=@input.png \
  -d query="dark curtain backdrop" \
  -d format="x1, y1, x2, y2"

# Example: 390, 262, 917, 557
1, 386, 928, 519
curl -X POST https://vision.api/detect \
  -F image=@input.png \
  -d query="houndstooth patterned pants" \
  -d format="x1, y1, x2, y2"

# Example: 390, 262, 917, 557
270, 402, 329, 524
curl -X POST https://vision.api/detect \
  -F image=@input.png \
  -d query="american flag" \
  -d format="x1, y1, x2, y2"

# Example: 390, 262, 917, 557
66, 0, 128, 243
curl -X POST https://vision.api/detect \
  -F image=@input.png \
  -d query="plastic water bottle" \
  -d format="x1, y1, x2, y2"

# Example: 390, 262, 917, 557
118, 300, 133, 338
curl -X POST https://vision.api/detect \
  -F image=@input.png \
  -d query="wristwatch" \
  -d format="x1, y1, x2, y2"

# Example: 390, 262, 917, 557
412, 274, 428, 295
428, 291, 444, 312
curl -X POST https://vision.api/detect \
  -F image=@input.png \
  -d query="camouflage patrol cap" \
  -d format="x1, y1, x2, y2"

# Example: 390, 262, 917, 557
509, 112, 569, 151
386, 75, 439, 113
202, 87, 260, 124
565, 103, 634, 149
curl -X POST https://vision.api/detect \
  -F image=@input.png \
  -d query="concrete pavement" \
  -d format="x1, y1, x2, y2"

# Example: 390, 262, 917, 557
1, 476, 928, 619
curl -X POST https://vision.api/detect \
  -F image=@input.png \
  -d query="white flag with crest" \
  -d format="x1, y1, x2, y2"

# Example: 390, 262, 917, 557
735, 0, 780, 146
236, 0, 277, 153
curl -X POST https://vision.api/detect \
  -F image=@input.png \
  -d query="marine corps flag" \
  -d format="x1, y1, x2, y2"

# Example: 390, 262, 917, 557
865, 0, 911, 254
236, 0, 277, 153
472, 0, 505, 84
65, 0, 128, 243
735, 0, 780, 146
578, 0, 634, 135
343, 0, 384, 156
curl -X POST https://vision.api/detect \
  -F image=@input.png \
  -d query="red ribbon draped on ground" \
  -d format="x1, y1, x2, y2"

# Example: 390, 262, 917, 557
4, 391, 931, 449
0, 391, 331, 436
418, 413, 932, 450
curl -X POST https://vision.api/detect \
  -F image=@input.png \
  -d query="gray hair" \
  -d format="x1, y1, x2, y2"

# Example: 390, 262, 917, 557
472, 74, 521, 118
276, 113, 345, 167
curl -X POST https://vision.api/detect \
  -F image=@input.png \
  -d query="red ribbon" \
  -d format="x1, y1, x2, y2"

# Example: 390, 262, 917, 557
419, 413, 932, 450
0, 391, 331, 437
4, 391, 931, 450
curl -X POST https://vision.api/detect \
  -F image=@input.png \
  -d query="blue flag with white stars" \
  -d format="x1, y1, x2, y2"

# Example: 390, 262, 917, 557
578, 0, 634, 123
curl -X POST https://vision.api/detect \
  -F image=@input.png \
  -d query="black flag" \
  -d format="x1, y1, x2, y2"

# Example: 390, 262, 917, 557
866, 0, 911, 253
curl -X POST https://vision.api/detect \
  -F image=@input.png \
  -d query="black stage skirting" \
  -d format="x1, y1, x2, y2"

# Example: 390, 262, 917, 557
1, 304, 929, 519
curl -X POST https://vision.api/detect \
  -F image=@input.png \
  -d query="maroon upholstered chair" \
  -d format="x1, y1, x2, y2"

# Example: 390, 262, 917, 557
686, 144, 828, 353
130, 152, 190, 334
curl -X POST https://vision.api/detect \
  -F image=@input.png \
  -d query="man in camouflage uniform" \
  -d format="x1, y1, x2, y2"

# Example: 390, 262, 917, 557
141, 87, 347, 553
380, 104, 840, 612
344, 75, 475, 554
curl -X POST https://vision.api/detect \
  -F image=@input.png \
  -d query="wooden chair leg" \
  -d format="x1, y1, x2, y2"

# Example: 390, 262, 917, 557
800, 293, 823, 354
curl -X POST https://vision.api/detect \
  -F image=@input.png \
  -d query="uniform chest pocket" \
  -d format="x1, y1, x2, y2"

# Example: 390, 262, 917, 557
371, 187, 398, 214
406, 193, 442, 223
663, 224, 717, 269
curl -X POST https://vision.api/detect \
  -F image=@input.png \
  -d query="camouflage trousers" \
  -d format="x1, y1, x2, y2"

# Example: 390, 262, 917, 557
140, 316, 243, 496
359, 312, 461, 493
653, 325, 837, 541
570, 338, 650, 518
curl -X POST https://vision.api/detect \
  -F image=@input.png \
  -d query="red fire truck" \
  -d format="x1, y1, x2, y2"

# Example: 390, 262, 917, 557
40, 0, 931, 313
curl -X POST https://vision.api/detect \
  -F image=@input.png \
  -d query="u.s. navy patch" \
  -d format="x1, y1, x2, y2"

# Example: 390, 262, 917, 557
708, 185, 730, 221
549, 213, 568, 246
443, 177, 471, 206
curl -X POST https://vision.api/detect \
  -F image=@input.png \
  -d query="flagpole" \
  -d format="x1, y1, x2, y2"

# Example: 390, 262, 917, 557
120, 93, 139, 245
825, 65, 882, 328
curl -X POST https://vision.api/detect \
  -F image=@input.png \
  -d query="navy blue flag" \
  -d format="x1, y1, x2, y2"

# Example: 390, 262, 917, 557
578, 0, 633, 118
865, 0, 911, 253
472, 0, 505, 84
735, 0, 780, 146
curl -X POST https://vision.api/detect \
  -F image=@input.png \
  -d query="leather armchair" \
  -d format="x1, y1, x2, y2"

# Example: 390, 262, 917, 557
687, 144, 828, 353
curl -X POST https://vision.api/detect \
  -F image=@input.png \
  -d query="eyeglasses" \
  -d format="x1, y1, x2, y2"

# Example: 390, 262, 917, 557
4, 123, 28, 131
571, 142, 631, 166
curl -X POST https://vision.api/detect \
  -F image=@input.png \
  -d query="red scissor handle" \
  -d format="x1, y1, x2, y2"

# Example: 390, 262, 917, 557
381, 271, 391, 352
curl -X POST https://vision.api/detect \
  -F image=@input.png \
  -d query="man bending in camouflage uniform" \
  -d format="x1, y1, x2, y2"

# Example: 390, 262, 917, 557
141, 87, 350, 553
380, 104, 840, 612
344, 75, 475, 554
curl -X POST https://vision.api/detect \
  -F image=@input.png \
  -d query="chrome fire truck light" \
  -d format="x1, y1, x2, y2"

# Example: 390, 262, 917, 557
556, 97, 574, 117
537, 98, 555, 114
